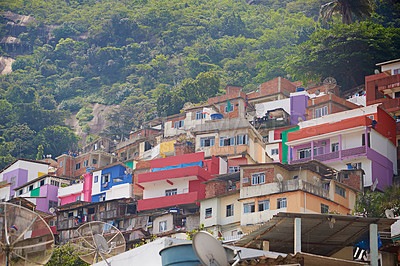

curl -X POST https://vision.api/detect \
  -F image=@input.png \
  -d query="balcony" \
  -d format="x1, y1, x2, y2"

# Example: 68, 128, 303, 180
291, 146, 367, 164
377, 74, 400, 94
250, 118, 290, 130
115, 135, 145, 150
195, 118, 251, 133
58, 183, 83, 198
138, 165, 211, 184
137, 191, 198, 211
240, 179, 329, 200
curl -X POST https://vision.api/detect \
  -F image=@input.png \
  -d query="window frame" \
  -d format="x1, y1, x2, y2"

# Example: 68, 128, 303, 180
277, 197, 287, 209
321, 203, 329, 214
205, 208, 212, 218
335, 185, 346, 198
251, 172, 265, 185
174, 120, 184, 128
219, 136, 235, 147
226, 204, 234, 217
315, 105, 328, 118
236, 134, 248, 145
331, 143, 339, 152
258, 200, 270, 212
298, 147, 311, 159
271, 148, 279, 155
196, 111, 206, 120
243, 202, 255, 214
159, 220, 167, 232
165, 189, 177, 196
225, 103, 234, 113
200, 136, 215, 147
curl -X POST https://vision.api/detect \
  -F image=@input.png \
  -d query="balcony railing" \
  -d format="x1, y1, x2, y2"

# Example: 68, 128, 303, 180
250, 118, 290, 130
291, 146, 367, 164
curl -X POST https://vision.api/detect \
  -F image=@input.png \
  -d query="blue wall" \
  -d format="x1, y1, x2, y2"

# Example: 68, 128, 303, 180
91, 192, 106, 203
100, 164, 132, 192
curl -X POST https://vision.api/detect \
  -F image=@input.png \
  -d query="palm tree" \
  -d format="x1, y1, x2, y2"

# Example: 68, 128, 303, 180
320, 0, 373, 25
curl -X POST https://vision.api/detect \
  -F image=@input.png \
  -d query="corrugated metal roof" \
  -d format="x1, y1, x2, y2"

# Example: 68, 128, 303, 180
235, 212, 395, 256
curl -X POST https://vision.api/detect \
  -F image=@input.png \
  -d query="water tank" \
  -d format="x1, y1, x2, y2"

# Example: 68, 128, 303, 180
159, 243, 201, 266
296, 87, 305, 92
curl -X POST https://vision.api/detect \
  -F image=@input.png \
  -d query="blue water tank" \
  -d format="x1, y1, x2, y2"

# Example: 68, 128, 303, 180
211, 113, 223, 120
296, 87, 305, 92
160, 243, 201, 266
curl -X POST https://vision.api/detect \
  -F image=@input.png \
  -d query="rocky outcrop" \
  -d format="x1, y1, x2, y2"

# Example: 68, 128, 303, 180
0, 56, 15, 75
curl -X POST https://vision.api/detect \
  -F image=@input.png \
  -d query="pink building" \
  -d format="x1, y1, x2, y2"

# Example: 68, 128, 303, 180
137, 152, 224, 211
58, 172, 93, 205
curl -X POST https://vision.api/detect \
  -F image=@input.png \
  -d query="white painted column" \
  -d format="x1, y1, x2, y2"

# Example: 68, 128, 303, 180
370, 223, 378, 266
294, 218, 301, 254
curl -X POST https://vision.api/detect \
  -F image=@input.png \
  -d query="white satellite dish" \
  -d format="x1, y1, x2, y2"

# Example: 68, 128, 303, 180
385, 209, 395, 219
71, 221, 126, 265
193, 231, 229, 266
315, 89, 320, 96
276, 174, 283, 182
371, 179, 378, 191
323, 77, 337, 90
124, 168, 133, 175
49, 207, 56, 214
297, 117, 303, 122
0, 202, 55, 265
313, 176, 319, 185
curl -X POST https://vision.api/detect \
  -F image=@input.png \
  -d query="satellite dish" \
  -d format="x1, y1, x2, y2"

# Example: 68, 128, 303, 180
385, 209, 395, 219
313, 176, 319, 185
374, 69, 380, 74
0, 202, 55, 265
71, 221, 126, 265
49, 207, 56, 214
276, 174, 283, 182
315, 89, 320, 96
371, 179, 378, 191
125, 168, 133, 175
193, 231, 229, 266
297, 117, 303, 122
323, 77, 337, 90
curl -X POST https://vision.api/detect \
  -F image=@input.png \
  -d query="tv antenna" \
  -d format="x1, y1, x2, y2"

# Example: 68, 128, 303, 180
71, 221, 126, 265
276, 174, 283, 182
193, 231, 229, 266
0, 202, 55, 265
323, 77, 337, 94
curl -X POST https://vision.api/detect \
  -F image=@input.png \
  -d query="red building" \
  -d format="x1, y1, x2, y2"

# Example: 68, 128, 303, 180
136, 152, 223, 211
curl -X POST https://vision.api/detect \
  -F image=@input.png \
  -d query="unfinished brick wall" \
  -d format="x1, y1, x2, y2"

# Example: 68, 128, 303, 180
242, 167, 275, 187
205, 181, 226, 198
174, 142, 195, 156
339, 170, 363, 191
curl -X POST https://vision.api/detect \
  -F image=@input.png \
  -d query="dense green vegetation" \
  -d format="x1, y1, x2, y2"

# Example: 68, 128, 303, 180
0, 0, 399, 168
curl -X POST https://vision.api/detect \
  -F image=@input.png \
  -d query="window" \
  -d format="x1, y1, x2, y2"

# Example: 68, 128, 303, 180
321, 203, 329, 214
361, 133, 370, 147
298, 148, 311, 159
60, 161, 63, 167
354, 162, 362, 169
226, 204, 234, 217
335, 185, 346, 198
220, 136, 235, 147
252, 173, 265, 185
29, 185, 34, 191
244, 203, 255, 213
225, 103, 234, 113
10, 177, 16, 186
258, 200, 270, 212
315, 106, 328, 118
49, 221, 55, 227
313, 146, 324, 156
271, 148, 279, 155
331, 143, 339, 152
76, 195, 81, 201
159, 221, 167, 232
228, 166, 240, 173
165, 189, 177, 196
94, 176, 98, 183
236, 134, 248, 145
102, 173, 110, 183
277, 197, 287, 209
40, 180, 45, 186
93, 159, 98, 164
200, 137, 215, 147
18, 190, 23, 196
394, 68, 400, 75
83, 160, 88, 167
205, 208, 212, 218
50, 180, 60, 187
196, 111, 206, 120
99, 194, 106, 202
88, 208, 95, 214
75, 163, 81, 170
174, 120, 184, 128
395, 91, 400, 98
68, 212, 74, 217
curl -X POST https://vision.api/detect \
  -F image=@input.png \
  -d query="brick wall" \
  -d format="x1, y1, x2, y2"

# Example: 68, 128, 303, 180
174, 142, 195, 156
242, 167, 274, 187
339, 170, 363, 191
205, 181, 226, 198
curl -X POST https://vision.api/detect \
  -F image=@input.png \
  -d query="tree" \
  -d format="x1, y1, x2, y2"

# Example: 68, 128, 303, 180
37, 125, 79, 157
285, 21, 400, 90
36, 144, 44, 160
353, 185, 400, 218
45, 244, 89, 266
320, 0, 373, 25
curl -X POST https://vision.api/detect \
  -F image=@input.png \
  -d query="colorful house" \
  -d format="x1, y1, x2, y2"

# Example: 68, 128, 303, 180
13, 174, 72, 213
58, 172, 93, 206
0, 159, 50, 202
91, 162, 133, 203
136, 152, 224, 211
286, 104, 397, 190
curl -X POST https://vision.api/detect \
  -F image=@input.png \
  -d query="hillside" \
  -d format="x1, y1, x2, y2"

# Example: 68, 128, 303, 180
0, 0, 399, 168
